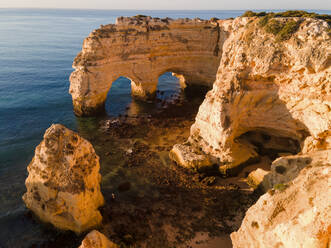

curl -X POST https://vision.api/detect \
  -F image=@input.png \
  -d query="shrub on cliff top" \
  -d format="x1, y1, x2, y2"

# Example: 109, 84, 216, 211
242, 11, 267, 17
263, 18, 301, 41
242, 10, 331, 26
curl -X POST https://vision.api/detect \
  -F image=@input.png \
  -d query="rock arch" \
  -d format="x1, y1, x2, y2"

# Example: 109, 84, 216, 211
69, 16, 229, 116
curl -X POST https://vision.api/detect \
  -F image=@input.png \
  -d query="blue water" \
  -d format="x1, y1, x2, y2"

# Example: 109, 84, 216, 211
0, 8, 330, 248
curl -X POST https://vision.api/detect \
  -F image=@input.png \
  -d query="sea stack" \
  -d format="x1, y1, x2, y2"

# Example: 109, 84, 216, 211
23, 124, 104, 233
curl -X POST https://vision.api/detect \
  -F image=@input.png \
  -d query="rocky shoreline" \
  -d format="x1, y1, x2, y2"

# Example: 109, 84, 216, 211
21, 11, 330, 248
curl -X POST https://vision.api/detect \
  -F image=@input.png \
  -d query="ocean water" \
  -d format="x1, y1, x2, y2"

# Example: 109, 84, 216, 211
0, 8, 330, 248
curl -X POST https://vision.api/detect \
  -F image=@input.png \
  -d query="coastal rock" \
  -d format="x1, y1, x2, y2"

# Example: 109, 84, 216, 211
247, 168, 269, 189
169, 143, 214, 171
79, 230, 119, 248
261, 149, 331, 191
231, 165, 331, 248
173, 16, 331, 175
22, 124, 104, 233
69, 16, 231, 116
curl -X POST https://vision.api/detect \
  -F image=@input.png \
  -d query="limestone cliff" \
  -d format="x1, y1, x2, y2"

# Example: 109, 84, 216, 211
231, 164, 331, 248
70, 16, 229, 116
171, 16, 331, 175
23, 124, 104, 233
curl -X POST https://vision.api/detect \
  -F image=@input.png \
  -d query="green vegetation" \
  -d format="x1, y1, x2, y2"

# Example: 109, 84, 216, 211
242, 11, 267, 17
242, 10, 331, 25
241, 10, 331, 41
274, 183, 288, 192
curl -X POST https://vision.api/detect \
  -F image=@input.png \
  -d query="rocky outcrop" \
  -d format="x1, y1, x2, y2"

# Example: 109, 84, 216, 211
261, 149, 331, 191
23, 124, 104, 233
172, 16, 331, 175
69, 16, 229, 116
79, 230, 119, 248
231, 164, 331, 248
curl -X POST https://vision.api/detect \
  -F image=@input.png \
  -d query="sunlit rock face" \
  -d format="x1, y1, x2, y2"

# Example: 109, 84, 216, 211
79, 230, 119, 248
69, 16, 230, 116
23, 124, 104, 233
172, 17, 331, 175
231, 164, 331, 248
260, 149, 331, 192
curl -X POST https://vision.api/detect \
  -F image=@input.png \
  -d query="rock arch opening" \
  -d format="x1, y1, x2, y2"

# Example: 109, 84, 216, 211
105, 76, 132, 117
156, 72, 183, 107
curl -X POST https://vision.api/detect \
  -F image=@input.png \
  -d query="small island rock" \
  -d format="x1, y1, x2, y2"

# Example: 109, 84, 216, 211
23, 124, 104, 233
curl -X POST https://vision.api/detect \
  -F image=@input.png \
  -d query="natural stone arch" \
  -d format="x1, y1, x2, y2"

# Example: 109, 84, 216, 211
69, 16, 229, 116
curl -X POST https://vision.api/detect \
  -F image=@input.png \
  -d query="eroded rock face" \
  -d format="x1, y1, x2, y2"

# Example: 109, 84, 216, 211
261, 149, 331, 191
23, 124, 104, 233
79, 230, 119, 248
69, 16, 230, 116
231, 165, 331, 248
172, 17, 331, 175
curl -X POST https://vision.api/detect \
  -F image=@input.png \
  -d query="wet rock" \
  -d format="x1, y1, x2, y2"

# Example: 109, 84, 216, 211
23, 124, 104, 233
201, 176, 216, 186
118, 182, 131, 192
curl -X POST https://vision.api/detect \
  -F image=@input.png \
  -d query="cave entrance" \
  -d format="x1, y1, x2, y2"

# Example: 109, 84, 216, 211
105, 76, 132, 117
236, 129, 301, 173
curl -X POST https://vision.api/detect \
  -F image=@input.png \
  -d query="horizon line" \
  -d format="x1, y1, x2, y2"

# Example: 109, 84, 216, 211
0, 7, 330, 11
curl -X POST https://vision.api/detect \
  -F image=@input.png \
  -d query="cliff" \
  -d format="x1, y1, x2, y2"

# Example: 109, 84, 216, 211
70, 16, 229, 116
171, 16, 331, 175
231, 164, 331, 248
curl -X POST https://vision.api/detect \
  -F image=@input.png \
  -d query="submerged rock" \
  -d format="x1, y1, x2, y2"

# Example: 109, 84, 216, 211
23, 124, 104, 233
231, 165, 331, 248
79, 230, 119, 248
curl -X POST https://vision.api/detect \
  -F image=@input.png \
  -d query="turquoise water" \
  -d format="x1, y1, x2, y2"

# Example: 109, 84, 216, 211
0, 8, 330, 248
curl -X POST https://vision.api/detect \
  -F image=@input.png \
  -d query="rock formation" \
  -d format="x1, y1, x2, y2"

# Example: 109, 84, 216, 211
70, 16, 229, 116
79, 230, 119, 248
231, 164, 331, 248
171, 16, 331, 175
23, 124, 104, 233
260, 149, 331, 191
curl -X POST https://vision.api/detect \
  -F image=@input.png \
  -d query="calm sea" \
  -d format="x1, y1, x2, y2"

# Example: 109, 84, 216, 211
0, 8, 330, 247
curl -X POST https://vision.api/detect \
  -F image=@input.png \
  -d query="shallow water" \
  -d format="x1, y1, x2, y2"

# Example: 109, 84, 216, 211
1, 8, 330, 248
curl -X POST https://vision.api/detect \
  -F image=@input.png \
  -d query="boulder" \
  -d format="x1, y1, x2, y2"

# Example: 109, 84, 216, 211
79, 230, 119, 248
23, 124, 104, 233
